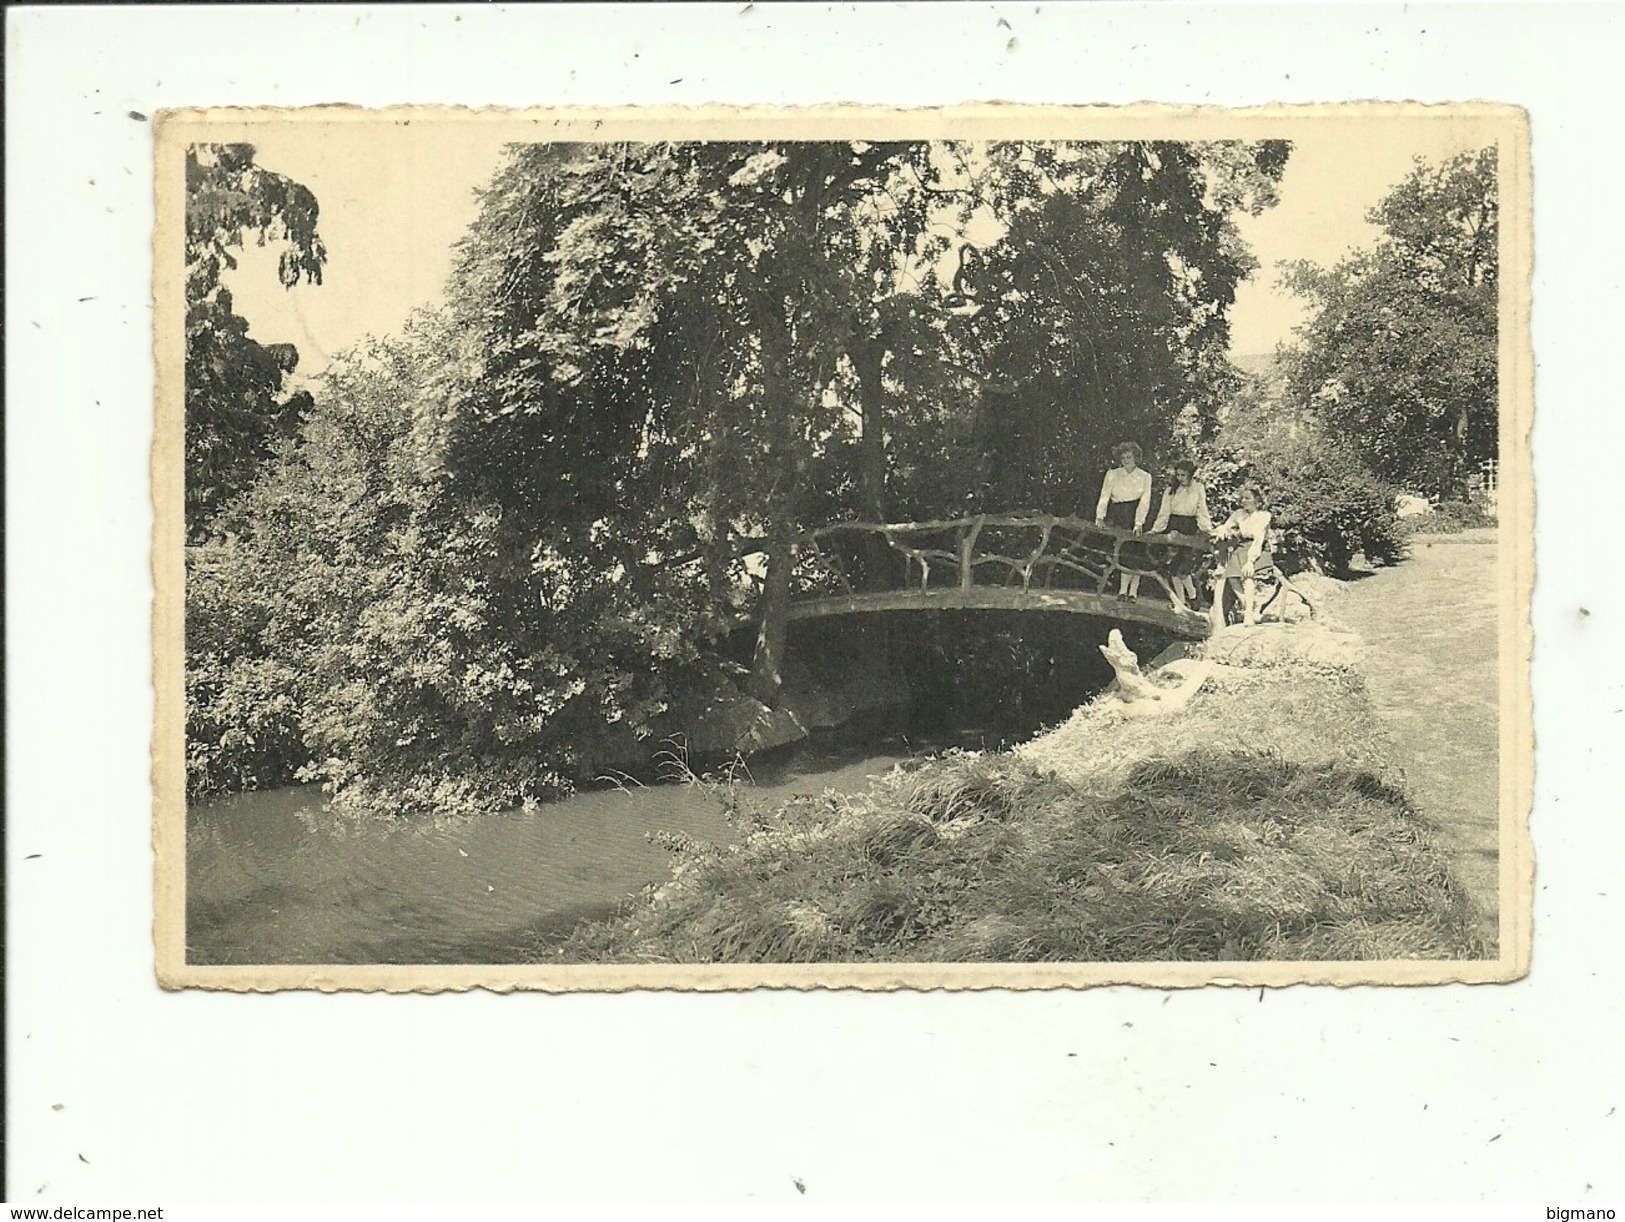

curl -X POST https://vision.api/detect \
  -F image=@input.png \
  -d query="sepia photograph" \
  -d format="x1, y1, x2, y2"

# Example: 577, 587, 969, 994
153, 104, 1531, 990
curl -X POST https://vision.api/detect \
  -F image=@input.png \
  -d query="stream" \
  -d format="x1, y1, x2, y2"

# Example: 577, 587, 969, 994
186, 613, 1137, 964
185, 738, 918, 965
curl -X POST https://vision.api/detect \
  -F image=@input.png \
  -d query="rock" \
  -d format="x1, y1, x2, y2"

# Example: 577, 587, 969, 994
689, 692, 808, 756
665, 626, 912, 764
781, 683, 849, 732
738, 704, 809, 754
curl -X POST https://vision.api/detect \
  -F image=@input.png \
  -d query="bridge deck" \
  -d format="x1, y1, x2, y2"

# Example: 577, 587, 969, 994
786, 586, 1211, 640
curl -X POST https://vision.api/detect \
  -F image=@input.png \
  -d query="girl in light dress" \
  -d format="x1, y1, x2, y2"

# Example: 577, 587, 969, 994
1210, 482, 1274, 629
1094, 440, 1153, 599
1152, 458, 1213, 610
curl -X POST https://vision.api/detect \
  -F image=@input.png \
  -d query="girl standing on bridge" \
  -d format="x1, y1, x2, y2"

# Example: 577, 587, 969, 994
1211, 483, 1275, 629
1095, 440, 1153, 599
1153, 458, 1214, 609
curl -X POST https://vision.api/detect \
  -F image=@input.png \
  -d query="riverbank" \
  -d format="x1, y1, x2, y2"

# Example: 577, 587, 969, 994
553, 606, 1487, 964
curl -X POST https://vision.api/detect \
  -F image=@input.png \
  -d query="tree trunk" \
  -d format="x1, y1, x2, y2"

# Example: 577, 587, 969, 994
851, 338, 897, 589
749, 521, 796, 706
1446, 405, 1471, 500
704, 426, 733, 608
852, 339, 888, 520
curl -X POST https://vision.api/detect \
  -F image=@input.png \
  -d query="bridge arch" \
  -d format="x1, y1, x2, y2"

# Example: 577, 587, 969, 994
787, 513, 1213, 642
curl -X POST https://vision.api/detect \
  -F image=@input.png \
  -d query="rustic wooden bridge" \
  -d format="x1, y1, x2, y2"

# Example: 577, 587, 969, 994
788, 513, 1214, 641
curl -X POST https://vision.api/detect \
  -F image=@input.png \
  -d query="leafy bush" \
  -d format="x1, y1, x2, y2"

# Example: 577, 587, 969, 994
185, 539, 308, 798
1397, 493, 1497, 538
185, 327, 736, 816
290, 520, 729, 817
1204, 434, 1403, 577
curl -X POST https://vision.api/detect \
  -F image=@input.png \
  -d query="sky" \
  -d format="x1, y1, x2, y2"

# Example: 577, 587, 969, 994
223, 115, 1493, 373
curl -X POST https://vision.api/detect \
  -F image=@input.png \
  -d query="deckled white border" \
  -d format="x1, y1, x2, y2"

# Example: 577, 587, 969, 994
152, 101, 1531, 993
11, 3, 1618, 1202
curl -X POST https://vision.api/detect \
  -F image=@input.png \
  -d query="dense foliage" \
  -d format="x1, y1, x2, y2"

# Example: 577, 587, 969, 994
187, 138, 1296, 813
186, 319, 735, 809
1397, 492, 1497, 538
187, 329, 435, 799
1201, 365, 1403, 576
1207, 430, 1404, 576
1280, 147, 1497, 500
185, 144, 327, 538
1189, 148, 1502, 576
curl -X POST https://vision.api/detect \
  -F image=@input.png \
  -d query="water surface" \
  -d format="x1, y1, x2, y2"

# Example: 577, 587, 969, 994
186, 742, 911, 965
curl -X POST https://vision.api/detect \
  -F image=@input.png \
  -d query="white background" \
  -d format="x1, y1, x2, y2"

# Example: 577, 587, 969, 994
6, 1, 1622, 1205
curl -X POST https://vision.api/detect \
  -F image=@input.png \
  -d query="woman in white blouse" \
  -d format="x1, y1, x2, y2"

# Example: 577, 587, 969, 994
1094, 441, 1152, 598
1210, 482, 1274, 629
1152, 458, 1213, 608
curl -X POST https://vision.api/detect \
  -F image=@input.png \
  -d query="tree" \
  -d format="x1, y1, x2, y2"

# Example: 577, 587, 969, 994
190, 138, 1292, 812
185, 143, 327, 537
185, 322, 440, 799
186, 313, 681, 811
440, 139, 1289, 699
441, 141, 942, 705
1281, 147, 1497, 499
886, 140, 1289, 518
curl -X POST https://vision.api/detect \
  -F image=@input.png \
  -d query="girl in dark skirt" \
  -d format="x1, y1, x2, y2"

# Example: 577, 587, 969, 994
1152, 458, 1213, 609
1094, 440, 1152, 598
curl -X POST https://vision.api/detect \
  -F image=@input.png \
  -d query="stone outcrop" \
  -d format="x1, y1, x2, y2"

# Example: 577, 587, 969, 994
689, 692, 808, 757
651, 635, 915, 764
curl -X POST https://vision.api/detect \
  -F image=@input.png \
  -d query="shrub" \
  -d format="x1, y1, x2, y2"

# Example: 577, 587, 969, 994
1397, 493, 1497, 538
185, 540, 308, 798
1204, 434, 1403, 577
184, 330, 738, 816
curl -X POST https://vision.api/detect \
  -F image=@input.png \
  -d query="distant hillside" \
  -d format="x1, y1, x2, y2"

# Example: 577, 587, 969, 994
1231, 351, 1279, 378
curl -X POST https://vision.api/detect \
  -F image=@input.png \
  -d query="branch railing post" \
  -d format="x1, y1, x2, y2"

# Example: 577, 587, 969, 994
959, 516, 984, 592
1020, 518, 1052, 591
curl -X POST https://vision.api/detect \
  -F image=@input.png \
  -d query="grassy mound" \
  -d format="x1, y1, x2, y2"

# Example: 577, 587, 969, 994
552, 642, 1484, 964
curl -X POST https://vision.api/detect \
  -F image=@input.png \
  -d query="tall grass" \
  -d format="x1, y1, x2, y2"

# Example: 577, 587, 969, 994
553, 651, 1485, 964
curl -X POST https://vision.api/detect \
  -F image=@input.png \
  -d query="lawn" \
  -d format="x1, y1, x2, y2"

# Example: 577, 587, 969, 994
1332, 531, 1501, 948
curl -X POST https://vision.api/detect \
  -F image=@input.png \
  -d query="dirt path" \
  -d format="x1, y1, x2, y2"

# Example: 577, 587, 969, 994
1332, 531, 1500, 947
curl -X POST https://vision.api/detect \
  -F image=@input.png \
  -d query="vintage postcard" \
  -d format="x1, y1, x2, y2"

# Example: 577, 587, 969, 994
153, 102, 1532, 991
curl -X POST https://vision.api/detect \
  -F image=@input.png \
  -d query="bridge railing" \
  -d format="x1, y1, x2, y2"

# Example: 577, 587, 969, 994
795, 513, 1213, 608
